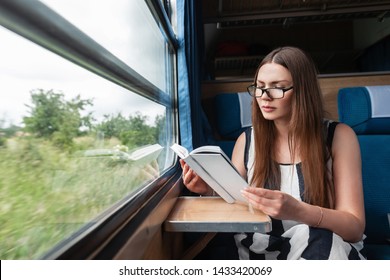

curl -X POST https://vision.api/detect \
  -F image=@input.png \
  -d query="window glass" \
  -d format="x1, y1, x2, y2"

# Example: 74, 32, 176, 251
0, 1, 175, 259
42, 0, 169, 92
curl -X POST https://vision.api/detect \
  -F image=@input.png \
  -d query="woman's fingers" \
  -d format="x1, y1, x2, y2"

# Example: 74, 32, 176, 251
180, 160, 192, 183
179, 159, 186, 169
182, 166, 202, 190
241, 187, 299, 220
180, 160, 210, 195
182, 168, 194, 183
241, 187, 284, 216
241, 187, 274, 202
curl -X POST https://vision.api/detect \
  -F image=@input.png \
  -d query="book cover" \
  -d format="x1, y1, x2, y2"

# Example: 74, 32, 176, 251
171, 143, 248, 203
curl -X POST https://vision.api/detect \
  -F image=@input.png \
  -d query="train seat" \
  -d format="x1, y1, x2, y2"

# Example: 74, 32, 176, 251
214, 92, 252, 158
338, 85, 390, 260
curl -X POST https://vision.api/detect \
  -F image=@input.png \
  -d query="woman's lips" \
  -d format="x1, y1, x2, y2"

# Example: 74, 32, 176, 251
261, 105, 276, 113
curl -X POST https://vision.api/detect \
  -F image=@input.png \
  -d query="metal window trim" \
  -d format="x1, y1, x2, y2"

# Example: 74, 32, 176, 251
145, 0, 178, 50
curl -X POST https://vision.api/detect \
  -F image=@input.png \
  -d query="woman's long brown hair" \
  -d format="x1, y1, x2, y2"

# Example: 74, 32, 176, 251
250, 46, 335, 208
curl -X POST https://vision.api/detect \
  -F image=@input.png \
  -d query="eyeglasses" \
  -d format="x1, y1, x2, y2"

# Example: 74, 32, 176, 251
247, 85, 293, 99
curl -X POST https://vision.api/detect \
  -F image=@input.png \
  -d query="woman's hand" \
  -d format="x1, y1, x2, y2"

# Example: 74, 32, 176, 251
241, 187, 301, 220
180, 159, 211, 195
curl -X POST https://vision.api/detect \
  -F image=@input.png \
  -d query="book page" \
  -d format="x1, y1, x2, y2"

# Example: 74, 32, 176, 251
170, 143, 189, 159
191, 145, 224, 154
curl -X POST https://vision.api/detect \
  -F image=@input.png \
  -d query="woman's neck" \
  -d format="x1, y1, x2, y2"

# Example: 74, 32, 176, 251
274, 122, 301, 164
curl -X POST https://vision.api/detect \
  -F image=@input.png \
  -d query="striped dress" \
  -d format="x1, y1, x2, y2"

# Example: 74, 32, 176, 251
234, 120, 366, 260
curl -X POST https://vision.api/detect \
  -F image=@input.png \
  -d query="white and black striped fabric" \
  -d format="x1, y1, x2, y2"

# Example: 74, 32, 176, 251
235, 120, 366, 260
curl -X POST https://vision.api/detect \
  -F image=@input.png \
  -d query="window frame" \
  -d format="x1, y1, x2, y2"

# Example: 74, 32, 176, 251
0, 0, 181, 259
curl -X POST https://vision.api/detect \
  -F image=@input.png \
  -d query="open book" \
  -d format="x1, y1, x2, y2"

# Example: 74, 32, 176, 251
171, 143, 248, 203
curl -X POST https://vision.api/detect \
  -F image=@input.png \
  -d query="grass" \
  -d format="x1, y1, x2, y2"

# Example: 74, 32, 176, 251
0, 137, 155, 259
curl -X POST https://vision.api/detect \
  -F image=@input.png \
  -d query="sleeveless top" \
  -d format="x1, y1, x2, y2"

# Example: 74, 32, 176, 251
236, 120, 366, 260
244, 119, 338, 202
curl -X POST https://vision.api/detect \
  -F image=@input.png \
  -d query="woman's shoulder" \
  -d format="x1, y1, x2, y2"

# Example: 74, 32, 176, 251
331, 122, 360, 156
234, 127, 252, 149
323, 119, 357, 150
232, 128, 252, 178
333, 122, 358, 140
323, 118, 339, 129
235, 130, 247, 147
323, 118, 355, 136
323, 119, 339, 149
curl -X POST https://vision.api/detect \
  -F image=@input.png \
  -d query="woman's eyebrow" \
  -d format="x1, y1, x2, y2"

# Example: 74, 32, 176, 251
256, 79, 291, 85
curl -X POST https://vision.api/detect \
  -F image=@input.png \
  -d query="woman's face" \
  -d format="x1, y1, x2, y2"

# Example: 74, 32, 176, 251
255, 62, 294, 125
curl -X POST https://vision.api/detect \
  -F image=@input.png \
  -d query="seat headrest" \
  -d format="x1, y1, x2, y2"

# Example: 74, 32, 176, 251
214, 92, 252, 139
338, 86, 390, 134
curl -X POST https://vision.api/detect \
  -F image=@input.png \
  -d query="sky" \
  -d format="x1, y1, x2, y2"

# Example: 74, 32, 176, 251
0, 0, 167, 128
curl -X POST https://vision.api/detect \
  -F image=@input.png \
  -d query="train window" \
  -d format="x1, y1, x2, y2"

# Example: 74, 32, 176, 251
41, 0, 170, 92
0, 0, 177, 259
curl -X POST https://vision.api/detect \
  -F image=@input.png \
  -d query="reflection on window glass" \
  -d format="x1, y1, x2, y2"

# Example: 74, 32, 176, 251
41, 0, 169, 92
0, 15, 173, 259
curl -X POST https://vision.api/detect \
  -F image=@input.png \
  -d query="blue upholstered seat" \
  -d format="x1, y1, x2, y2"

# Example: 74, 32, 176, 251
338, 85, 390, 260
214, 92, 252, 158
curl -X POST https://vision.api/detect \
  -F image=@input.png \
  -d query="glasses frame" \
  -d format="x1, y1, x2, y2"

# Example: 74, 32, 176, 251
247, 85, 293, 99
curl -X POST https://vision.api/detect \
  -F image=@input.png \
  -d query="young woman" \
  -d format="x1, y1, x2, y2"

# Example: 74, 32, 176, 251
181, 46, 366, 260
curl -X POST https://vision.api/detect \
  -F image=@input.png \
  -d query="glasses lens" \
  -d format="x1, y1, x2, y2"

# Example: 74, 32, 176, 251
248, 86, 256, 96
268, 88, 283, 99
